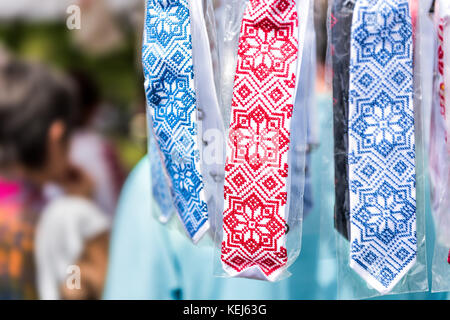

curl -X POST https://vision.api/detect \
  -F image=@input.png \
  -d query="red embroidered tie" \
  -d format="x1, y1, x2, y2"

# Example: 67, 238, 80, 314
221, 0, 299, 280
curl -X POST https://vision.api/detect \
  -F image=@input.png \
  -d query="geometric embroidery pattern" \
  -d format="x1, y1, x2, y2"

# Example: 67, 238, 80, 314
143, 0, 209, 242
349, 0, 416, 293
221, 0, 299, 280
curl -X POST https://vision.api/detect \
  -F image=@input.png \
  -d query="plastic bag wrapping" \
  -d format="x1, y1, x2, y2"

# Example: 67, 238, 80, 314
430, 0, 450, 293
217, 0, 249, 128
328, 0, 428, 299
329, 0, 353, 241
212, 0, 313, 281
204, 0, 222, 105
143, 0, 224, 241
191, 0, 226, 239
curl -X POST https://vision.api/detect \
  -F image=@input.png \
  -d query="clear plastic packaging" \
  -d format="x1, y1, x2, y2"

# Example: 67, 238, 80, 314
327, 0, 429, 299
329, 0, 352, 241
212, 0, 313, 281
147, 129, 175, 224
142, 0, 225, 241
429, 0, 450, 293
216, 0, 249, 128
190, 0, 226, 239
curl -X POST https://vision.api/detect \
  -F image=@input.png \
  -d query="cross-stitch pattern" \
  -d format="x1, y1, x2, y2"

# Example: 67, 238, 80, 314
142, 0, 209, 241
348, 0, 416, 293
221, 0, 299, 280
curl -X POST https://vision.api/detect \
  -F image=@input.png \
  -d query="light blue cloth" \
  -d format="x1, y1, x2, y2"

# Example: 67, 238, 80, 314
287, 94, 338, 300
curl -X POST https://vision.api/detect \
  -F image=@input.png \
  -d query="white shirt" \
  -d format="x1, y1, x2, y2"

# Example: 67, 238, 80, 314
34, 196, 110, 300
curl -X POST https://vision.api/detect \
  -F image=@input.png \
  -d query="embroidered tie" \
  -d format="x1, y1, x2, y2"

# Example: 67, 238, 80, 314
142, 0, 209, 242
221, 0, 299, 280
348, 0, 416, 293
331, 0, 354, 241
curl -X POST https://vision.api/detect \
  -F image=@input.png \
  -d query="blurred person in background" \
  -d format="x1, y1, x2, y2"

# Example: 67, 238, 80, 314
0, 55, 110, 300
66, 70, 125, 218
0, 176, 43, 299
0, 49, 45, 300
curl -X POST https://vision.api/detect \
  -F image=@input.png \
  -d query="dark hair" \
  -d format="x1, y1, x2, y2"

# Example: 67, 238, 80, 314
0, 58, 78, 169
68, 69, 100, 127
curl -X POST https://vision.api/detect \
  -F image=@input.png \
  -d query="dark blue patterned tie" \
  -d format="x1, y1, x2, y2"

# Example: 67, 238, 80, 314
348, 0, 416, 293
142, 0, 209, 242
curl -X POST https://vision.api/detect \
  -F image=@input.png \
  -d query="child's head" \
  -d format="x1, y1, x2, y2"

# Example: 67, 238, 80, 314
0, 56, 78, 185
68, 69, 100, 128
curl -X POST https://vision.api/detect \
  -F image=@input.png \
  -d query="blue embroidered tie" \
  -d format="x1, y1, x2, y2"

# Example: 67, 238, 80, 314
348, 0, 416, 293
142, 0, 209, 242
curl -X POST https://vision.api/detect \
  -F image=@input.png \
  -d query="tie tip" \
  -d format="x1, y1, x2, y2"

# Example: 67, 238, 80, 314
350, 256, 417, 295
